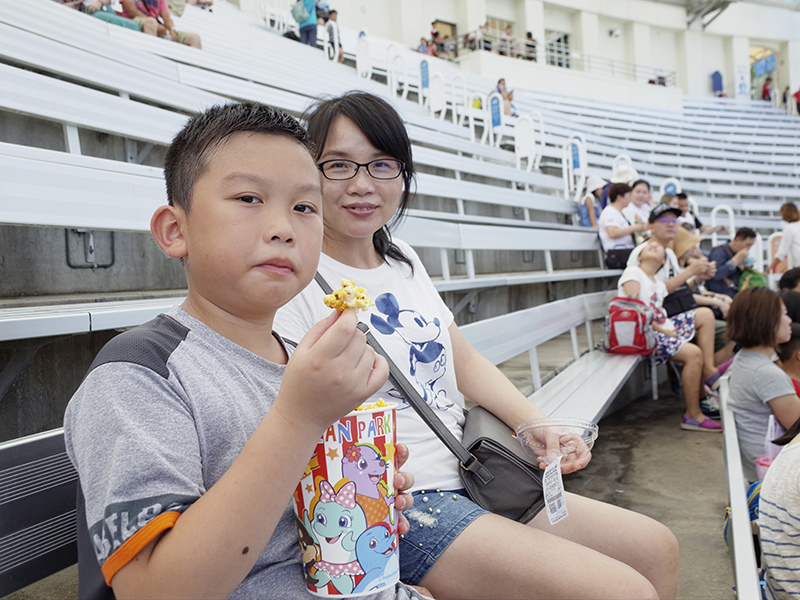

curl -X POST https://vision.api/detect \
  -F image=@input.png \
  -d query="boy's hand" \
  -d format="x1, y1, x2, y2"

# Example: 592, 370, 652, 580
277, 310, 389, 433
393, 443, 415, 535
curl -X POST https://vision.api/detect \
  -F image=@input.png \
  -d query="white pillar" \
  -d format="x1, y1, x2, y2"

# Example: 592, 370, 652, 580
728, 35, 751, 100
575, 11, 599, 57
678, 28, 704, 96
458, 0, 487, 34
785, 40, 800, 100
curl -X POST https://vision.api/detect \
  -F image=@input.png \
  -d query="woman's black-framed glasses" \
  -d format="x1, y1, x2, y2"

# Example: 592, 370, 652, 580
317, 159, 404, 181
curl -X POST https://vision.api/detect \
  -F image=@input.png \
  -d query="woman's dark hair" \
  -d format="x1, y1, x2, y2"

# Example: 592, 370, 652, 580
303, 92, 415, 271
773, 414, 800, 446
631, 179, 650, 191
780, 290, 800, 323
726, 287, 783, 349
608, 183, 632, 203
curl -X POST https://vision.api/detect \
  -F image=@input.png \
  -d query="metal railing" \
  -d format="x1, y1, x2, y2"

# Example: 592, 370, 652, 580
447, 28, 676, 88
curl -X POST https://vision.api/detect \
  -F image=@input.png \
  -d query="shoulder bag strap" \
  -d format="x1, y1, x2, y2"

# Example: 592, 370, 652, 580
314, 272, 494, 484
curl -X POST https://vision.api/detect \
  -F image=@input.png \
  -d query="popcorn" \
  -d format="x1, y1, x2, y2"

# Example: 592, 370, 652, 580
354, 398, 392, 411
323, 279, 374, 312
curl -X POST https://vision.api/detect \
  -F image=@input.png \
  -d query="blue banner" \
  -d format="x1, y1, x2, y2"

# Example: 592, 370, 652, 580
420, 60, 429, 89
490, 96, 502, 127
571, 143, 580, 169
753, 54, 776, 78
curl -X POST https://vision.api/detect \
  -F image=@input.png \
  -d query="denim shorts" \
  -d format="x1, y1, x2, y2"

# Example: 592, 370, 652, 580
399, 488, 488, 585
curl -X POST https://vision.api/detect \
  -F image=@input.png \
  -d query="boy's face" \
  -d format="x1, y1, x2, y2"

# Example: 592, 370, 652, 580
179, 132, 322, 320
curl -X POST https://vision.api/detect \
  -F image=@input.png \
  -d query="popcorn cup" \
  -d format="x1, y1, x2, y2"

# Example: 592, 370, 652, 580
293, 402, 399, 597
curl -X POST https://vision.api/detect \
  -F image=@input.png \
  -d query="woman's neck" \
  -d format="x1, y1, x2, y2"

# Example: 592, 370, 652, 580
638, 260, 660, 278
746, 345, 777, 359
322, 233, 384, 269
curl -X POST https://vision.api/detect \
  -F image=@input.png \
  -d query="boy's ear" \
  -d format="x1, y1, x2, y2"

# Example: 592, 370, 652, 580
150, 204, 188, 259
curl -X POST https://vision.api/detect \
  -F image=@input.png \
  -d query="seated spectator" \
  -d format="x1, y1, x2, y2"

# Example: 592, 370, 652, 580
771, 202, 800, 271
58, 0, 140, 30
706, 227, 757, 298
779, 267, 800, 292
579, 175, 606, 228
782, 290, 800, 323
120, 0, 201, 47
727, 287, 800, 482
758, 414, 800, 600
675, 193, 725, 235
622, 179, 653, 228
598, 183, 648, 267
495, 78, 516, 116
778, 323, 800, 394
425, 39, 438, 56
673, 228, 732, 321
417, 38, 427, 53
618, 241, 722, 431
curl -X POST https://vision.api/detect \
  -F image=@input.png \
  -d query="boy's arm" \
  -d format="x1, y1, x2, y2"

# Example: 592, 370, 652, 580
111, 311, 388, 599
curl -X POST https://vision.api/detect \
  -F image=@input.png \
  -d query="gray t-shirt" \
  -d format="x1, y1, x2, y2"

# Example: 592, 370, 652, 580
64, 307, 416, 600
727, 350, 795, 482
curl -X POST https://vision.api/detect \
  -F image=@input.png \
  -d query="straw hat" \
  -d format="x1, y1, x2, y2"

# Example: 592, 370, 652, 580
610, 164, 639, 184
669, 227, 703, 261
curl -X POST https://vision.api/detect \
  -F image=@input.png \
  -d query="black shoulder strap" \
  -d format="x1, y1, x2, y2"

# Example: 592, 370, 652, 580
314, 271, 493, 484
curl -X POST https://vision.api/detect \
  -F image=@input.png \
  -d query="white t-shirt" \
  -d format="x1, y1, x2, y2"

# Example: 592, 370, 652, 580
617, 266, 672, 328
598, 206, 634, 252
626, 243, 682, 284
622, 203, 651, 227
776, 221, 800, 269
275, 240, 465, 493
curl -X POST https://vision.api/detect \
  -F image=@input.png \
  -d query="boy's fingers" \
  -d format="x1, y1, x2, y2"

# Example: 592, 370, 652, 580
364, 353, 389, 397
295, 310, 340, 351
313, 309, 361, 356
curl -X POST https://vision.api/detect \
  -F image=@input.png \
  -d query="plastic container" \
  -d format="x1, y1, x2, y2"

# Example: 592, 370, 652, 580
515, 418, 599, 467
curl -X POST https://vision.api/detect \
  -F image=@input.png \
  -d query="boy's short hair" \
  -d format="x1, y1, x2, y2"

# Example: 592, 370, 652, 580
675, 192, 688, 201
778, 322, 800, 362
164, 102, 314, 212
780, 268, 800, 290
734, 227, 757, 240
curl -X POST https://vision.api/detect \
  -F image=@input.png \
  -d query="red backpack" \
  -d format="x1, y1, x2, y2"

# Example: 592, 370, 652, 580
604, 297, 655, 355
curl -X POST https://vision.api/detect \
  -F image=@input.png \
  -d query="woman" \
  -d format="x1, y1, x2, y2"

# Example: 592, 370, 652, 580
276, 92, 678, 600
771, 202, 800, 271
619, 241, 723, 432
597, 182, 649, 268
727, 287, 800, 482
758, 415, 800, 600
621, 179, 653, 228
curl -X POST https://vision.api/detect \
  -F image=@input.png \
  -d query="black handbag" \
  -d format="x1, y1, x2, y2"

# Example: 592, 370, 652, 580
662, 284, 697, 318
314, 274, 545, 523
605, 247, 633, 269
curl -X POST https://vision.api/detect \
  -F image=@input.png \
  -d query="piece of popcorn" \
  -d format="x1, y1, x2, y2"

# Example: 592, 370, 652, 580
323, 279, 374, 312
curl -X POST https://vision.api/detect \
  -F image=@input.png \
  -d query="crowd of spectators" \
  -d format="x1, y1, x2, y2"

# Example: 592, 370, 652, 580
57, 0, 203, 47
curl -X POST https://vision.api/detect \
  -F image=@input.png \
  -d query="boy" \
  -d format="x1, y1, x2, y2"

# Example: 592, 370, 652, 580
121, 0, 202, 48
64, 103, 420, 599
779, 322, 800, 397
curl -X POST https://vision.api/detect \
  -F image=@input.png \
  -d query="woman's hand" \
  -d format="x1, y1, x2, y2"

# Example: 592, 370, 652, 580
393, 443, 415, 534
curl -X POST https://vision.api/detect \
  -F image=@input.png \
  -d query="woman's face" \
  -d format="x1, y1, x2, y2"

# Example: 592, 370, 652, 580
316, 115, 403, 250
776, 302, 793, 344
631, 183, 649, 207
640, 241, 666, 266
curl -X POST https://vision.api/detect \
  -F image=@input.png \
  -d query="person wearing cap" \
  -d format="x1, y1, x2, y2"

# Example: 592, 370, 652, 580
597, 183, 649, 267
706, 227, 758, 298
579, 175, 606, 228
